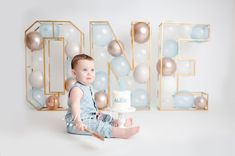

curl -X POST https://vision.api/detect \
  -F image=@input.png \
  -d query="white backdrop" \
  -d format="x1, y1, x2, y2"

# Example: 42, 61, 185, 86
0, 0, 235, 155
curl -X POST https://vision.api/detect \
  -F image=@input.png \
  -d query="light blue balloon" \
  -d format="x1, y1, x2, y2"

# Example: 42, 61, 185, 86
39, 24, 60, 37
111, 56, 131, 77
163, 40, 178, 57
92, 71, 108, 91
131, 88, 148, 108
93, 25, 113, 47
118, 77, 126, 91
173, 90, 194, 109
31, 88, 45, 108
191, 25, 209, 39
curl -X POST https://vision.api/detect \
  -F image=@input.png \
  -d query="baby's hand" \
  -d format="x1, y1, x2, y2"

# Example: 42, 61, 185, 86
75, 121, 86, 131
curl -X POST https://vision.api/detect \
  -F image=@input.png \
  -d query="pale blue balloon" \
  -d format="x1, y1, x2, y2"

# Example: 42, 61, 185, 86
111, 56, 131, 77
118, 77, 126, 91
92, 71, 108, 91
163, 40, 178, 57
131, 88, 148, 108
31, 88, 45, 108
191, 25, 209, 39
173, 90, 194, 109
39, 24, 60, 37
93, 25, 113, 47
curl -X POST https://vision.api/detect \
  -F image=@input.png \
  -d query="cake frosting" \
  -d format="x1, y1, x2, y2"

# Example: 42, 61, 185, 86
112, 90, 131, 110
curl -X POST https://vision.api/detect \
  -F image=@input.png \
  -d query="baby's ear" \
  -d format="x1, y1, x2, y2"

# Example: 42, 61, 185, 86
71, 69, 76, 78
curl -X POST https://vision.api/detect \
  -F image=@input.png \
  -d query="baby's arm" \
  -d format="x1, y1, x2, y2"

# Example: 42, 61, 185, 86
70, 87, 86, 131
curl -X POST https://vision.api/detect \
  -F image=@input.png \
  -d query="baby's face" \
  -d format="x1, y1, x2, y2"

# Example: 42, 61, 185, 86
73, 60, 95, 85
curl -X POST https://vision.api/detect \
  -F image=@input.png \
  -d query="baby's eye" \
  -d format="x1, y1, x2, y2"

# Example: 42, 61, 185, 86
91, 69, 95, 72
83, 68, 88, 71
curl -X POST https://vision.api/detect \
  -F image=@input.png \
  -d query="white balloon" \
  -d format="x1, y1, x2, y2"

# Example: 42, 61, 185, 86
162, 76, 177, 95
60, 25, 80, 43
164, 25, 178, 40
178, 25, 192, 39
29, 70, 44, 89
133, 63, 149, 83
65, 42, 80, 58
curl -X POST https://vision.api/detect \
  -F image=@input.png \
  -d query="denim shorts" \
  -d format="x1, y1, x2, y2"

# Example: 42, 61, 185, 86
66, 113, 113, 138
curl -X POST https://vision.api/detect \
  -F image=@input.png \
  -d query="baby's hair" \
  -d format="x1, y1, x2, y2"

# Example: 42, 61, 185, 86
71, 54, 94, 69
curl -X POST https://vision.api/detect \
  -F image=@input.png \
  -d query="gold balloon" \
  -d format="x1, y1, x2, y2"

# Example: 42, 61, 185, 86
133, 22, 150, 43
65, 78, 76, 91
107, 40, 123, 57
46, 95, 59, 110
25, 31, 43, 51
95, 91, 108, 109
195, 96, 207, 109
156, 57, 177, 76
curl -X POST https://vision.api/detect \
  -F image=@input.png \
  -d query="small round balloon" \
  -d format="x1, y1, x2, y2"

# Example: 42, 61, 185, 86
133, 63, 149, 83
163, 40, 178, 57
95, 91, 108, 109
156, 57, 177, 76
133, 22, 150, 43
131, 88, 148, 108
195, 96, 207, 109
25, 31, 43, 51
92, 71, 108, 91
173, 91, 194, 109
29, 70, 44, 89
31, 88, 45, 108
65, 77, 76, 91
111, 56, 131, 77
46, 95, 59, 110
107, 40, 123, 57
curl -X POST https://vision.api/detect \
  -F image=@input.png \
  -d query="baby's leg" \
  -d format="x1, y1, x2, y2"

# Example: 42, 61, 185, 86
112, 126, 140, 139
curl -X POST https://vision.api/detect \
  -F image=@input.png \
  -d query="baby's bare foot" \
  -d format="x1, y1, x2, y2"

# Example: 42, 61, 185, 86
123, 126, 140, 139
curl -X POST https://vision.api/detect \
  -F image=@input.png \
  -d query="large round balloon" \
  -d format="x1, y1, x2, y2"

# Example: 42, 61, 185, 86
92, 71, 108, 91
191, 25, 209, 39
156, 57, 177, 76
46, 95, 59, 110
60, 25, 80, 43
95, 91, 108, 109
25, 31, 43, 51
163, 40, 178, 57
107, 40, 123, 57
195, 96, 207, 109
133, 63, 149, 83
131, 88, 148, 108
65, 42, 80, 58
173, 91, 194, 109
111, 56, 131, 77
31, 88, 45, 108
93, 25, 113, 47
39, 23, 60, 37
65, 77, 76, 91
29, 70, 44, 89
133, 22, 150, 43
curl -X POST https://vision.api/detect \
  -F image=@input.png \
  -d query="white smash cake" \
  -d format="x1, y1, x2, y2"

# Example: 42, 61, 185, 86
112, 90, 131, 111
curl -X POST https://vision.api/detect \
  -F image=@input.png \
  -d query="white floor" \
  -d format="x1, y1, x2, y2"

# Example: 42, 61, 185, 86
1, 106, 235, 156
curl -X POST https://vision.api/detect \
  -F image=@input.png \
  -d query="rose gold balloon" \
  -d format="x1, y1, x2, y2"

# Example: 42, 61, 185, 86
95, 91, 108, 109
65, 78, 76, 91
107, 40, 123, 57
133, 22, 150, 43
195, 96, 207, 109
25, 31, 43, 51
46, 95, 59, 110
156, 57, 177, 76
